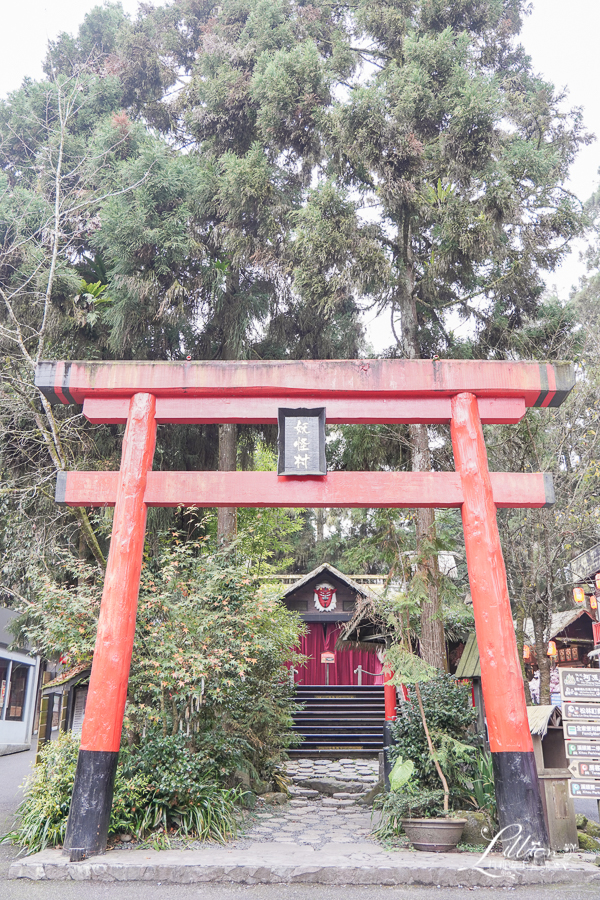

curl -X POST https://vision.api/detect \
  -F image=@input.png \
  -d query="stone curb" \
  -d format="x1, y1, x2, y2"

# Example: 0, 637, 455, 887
9, 846, 600, 886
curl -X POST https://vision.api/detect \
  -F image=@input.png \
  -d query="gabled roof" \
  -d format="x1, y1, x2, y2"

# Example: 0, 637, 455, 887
521, 609, 594, 643
281, 563, 376, 600
43, 662, 90, 692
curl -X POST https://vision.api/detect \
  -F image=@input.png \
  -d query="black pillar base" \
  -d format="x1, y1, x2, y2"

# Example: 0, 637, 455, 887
383, 721, 394, 790
492, 750, 549, 852
64, 749, 119, 857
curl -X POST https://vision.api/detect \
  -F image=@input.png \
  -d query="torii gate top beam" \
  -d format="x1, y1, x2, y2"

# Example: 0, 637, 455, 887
36, 358, 574, 408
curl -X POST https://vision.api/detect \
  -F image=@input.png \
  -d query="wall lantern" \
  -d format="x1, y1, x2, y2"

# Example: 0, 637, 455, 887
573, 587, 586, 604
523, 645, 531, 660
278, 408, 326, 476
547, 640, 558, 657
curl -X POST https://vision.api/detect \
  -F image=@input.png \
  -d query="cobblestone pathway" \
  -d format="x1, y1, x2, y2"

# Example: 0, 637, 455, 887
232, 757, 382, 850
233, 798, 379, 851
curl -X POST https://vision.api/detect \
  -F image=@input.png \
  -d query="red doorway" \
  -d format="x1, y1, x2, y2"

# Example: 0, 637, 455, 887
293, 623, 383, 686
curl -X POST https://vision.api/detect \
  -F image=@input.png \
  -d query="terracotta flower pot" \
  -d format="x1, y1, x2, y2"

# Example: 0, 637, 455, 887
401, 817, 467, 852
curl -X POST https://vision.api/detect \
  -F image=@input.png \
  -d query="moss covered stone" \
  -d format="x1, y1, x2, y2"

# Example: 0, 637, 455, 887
577, 831, 600, 852
585, 819, 600, 838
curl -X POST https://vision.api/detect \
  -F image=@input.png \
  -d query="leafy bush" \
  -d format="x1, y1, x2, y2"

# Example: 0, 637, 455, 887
14, 538, 305, 787
3, 733, 240, 854
464, 749, 497, 822
388, 675, 480, 808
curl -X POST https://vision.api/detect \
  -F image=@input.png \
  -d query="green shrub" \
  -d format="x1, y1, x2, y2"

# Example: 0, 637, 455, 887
3, 732, 240, 854
116, 732, 241, 840
15, 542, 304, 788
388, 675, 480, 808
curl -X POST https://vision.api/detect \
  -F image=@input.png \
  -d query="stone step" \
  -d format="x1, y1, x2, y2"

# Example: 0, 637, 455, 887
289, 788, 319, 798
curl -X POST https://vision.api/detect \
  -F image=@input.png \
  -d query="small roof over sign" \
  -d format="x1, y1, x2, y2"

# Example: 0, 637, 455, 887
455, 632, 481, 679
527, 704, 562, 738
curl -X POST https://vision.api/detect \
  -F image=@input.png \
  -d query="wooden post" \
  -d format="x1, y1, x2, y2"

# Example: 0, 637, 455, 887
451, 392, 548, 849
64, 393, 156, 859
383, 669, 396, 790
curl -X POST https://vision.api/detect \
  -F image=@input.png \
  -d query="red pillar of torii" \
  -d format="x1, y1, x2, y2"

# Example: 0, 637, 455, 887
35, 358, 573, 857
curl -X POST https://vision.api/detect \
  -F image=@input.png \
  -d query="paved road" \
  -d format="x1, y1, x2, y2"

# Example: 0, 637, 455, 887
0, 747, 36, 833
1, 748, 599, 899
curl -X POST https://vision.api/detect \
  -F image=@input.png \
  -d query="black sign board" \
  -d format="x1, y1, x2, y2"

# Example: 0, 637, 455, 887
569, 780, 600, 799
569, 542, 600, 582
564, 722, 600, 740
566, 740, 600, 759
560, 669, 600, 701
563, 702, 600, 721
277, 408, 326, 476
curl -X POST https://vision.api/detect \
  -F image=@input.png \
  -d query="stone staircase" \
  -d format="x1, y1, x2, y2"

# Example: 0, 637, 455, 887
285, 756, 381, 806
290, 684, 385, 756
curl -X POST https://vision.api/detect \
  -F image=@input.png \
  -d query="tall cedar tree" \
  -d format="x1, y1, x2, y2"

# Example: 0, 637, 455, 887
5, 1, 588, 663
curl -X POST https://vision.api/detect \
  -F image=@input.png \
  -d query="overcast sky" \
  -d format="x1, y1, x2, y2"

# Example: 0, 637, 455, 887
1, 0, 599, 323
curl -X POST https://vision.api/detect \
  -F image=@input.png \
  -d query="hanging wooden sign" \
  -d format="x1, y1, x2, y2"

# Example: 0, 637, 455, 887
564, 722, 600, 740
277, 408, 326, 476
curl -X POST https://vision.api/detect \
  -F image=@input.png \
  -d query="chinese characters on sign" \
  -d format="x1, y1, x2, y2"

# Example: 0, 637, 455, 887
277, 407, 326, 476
561, 668, 600, 798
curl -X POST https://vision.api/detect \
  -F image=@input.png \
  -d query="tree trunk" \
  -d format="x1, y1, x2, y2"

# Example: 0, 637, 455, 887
217, 422, 237, 544
316, 508, 325, 544
532, 600, 551, 704
515, 604, 533, 705
395, 220, 446, 671
411, 424, 447, 670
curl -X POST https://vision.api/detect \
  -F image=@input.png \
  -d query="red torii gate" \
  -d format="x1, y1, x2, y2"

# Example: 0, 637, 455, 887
36, 357, 574, 857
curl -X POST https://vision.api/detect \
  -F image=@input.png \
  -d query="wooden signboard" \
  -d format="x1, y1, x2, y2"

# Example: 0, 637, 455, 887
564, 722, 600, 740
562, 702, 600, 722
562, 668, 600, 796
569, 760, 600, 778
569, 780, 600, 799
560, 669, 600, 701
569, 542, 600, 583
566, 740, 600, 760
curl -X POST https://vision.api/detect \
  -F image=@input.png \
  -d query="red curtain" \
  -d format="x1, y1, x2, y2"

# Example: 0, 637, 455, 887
289, 623, 383, 686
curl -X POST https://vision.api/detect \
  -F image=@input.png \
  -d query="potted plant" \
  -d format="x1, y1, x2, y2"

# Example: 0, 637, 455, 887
375, 599, 474, 850
382, 755, 467, 851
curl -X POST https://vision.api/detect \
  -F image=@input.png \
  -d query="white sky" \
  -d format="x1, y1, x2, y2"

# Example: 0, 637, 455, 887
1, 0, 599, 350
